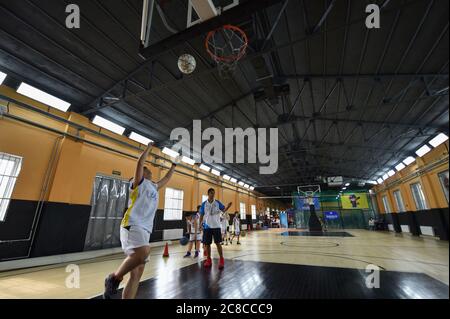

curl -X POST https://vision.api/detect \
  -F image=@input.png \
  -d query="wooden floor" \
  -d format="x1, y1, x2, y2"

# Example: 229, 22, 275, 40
0, 229, 448, 299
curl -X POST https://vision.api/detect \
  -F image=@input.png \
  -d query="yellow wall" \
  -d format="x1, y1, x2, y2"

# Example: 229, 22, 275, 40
373, 142, 449, 213
0, 85, 286, 215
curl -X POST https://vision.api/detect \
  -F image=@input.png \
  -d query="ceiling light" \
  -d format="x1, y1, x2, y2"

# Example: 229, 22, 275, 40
223, 175, 231, 181
238, 181, 245, 187
367, 181, 378, 185
211, 169, 221, 176
249, 186, 255, 190
342, 187, 347, 190
199, 164, 211, 172
345, 183, 350, 187
162, 147, 179, 158
415, 145, 431, 157
0, 71, 6, 85
17, 83, 71, 112
181, 156, 195, 165
403, 156, 415, 166
92, 115, 125, 135
244, 184, 250, 189
395, 163, 406, 172
129, 132, 153, 145
230, 178, 237, 183
429, 133, 449, 148
388, 170, 395, 177
377, 178, 384, 184
382, 174, 389, 181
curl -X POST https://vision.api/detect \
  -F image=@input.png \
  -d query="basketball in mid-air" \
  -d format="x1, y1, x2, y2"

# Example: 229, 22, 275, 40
178, 54, 196, 74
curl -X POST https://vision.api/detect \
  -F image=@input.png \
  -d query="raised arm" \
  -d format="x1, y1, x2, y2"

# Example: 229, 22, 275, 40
157, 156, 180, 189
132, 142, 153, 189
223, 202, 232, 213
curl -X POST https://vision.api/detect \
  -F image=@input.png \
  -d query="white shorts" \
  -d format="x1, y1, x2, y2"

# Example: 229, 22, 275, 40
221, 226, 228, 234
120, 226, 151, 259
189, 233, 202, 241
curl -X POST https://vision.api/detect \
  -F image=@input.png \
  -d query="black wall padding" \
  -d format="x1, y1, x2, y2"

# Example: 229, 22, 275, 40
386, 208, 449, 240
0, 199, 37, 260
441, 208, 449, 240
390, 213, 402, 233
0, 199, 36, 240
30, 202, 91, 257
0, 241, 30, 260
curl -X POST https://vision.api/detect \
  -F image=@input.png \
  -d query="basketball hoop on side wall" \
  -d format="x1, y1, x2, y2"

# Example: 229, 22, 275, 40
205, 24, 248, 79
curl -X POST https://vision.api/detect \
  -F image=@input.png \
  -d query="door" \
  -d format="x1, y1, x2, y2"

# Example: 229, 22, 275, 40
84, 174, 129, 251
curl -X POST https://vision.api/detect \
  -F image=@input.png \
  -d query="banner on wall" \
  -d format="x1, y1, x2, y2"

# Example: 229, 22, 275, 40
294, 196, 320, 211
340, 192, 369, 209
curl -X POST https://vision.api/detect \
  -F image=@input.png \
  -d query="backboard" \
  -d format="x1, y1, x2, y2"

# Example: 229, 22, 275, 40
141, 0, 240, 49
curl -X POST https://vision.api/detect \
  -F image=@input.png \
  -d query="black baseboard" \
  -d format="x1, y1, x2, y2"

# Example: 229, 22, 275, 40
385, 208, 449, 240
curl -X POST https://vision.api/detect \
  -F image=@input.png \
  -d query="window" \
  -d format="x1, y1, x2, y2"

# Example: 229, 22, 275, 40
239, 202, 246, 220
0, 153, 23, 221
202, 195, 208, 203
164, 188, 184, 220
251, 205, 256, 220
438, 171, 449, 203
382, 195, 392, 213
410, 183, 428, 210
393, 190, 406, 212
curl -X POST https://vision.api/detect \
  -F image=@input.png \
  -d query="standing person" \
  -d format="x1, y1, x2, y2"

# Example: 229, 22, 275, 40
103, 143, 179, 299
220, 211, 230, 245
184, 209, 202, 258
230, 212, 241, 245
368, 217, 375, 231
199, 188, 232, 269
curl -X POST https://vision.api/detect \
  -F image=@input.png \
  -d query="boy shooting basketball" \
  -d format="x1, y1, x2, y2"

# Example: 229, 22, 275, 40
103, 142, 178, 299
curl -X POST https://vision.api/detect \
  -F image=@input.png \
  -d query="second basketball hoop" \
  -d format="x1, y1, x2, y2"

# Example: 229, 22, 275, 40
205, 24, 248, 78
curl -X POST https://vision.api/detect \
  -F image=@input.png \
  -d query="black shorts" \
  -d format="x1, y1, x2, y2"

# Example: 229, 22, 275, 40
203, 228, 222, 245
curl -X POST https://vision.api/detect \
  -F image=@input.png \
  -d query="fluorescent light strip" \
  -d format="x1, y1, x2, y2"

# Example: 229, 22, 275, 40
182, 156, 195, 165
223, 175, 231, 181
230, 178, 237, 183
17, 83, 71, 112
429, 133, 449, 148
249, 186, 255, 190
238, 181, 245, 187
0, 71, 6, 85
162, 147, 179, 158
377, 178, 384, 184
244, 184, 250, 189
403, 156, 415, 166
367, 181, 378, 185
415, 145, 431, 157
395, 163, 406, 172
382, 174, 389, 181
388, 170, 395, 177
92, 115, 125, 135
129, 132, 153, 145
211, 169, 221, 176
199, 164, 211, 172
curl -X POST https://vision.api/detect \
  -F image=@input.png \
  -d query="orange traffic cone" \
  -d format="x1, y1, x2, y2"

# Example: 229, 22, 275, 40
163, 242, 169, 258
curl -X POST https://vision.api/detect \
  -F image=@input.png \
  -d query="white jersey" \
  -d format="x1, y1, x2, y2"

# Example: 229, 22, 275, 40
233, 217, 241, 232
188, 215, 201, 234
200, 200, 226, 229
221, 215, 228, 232
121, 179, 159, 232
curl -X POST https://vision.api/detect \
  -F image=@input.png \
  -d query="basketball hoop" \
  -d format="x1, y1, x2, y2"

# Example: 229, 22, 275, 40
205, 24, 248, 78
